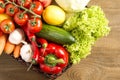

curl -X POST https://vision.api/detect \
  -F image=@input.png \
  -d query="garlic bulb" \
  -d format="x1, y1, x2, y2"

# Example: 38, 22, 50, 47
20, 44, 33, 62
9, 28, 25, 45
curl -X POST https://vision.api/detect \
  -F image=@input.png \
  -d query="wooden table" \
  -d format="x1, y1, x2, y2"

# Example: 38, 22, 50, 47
0, 0, 119, 80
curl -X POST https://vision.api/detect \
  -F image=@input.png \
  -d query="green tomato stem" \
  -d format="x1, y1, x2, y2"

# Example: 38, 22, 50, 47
6, 0, 41, 18
19, 10, 27, 19
3, 1, 9, 8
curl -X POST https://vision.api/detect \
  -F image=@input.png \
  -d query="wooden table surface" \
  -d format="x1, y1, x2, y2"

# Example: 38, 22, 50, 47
0, 0, 119, 80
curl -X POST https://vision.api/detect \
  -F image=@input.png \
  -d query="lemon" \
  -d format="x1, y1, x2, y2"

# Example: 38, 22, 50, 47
42, 5, 66, 26
0, 14, 12, 23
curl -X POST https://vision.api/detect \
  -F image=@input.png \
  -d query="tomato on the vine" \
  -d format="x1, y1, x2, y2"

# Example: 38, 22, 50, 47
17, 0, 32, 8
27, 18, 42, 33
10, 0, 17, 2
39, 0, 52, 7
31, 1, 43, 15
0, 0, 5, 14
14, 11, 29, 26
0, 19, 15, 34
5, 4, 19, 16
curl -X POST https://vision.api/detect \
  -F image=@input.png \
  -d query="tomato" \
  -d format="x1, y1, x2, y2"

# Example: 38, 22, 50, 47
17, 0, 32, 8
31, 1, 43, 15
0, 0, 5, 14
5, 4, 19, 16
27, 18, 42, 33
0, 28, 3, 36
39, 0, 52, 7
14, 11, 29, 26
10, 0, 17, 2
0, 19, 15, 34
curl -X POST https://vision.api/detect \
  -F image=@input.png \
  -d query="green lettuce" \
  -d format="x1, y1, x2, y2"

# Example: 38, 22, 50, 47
63, 6, 110, 64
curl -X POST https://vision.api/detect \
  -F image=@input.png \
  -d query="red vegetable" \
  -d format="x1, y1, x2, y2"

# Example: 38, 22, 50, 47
10, 0, 16, 2
37, 38, 48, 48
30, 1, 43, 15
39, 0, 52, 7
17, 0, 32, 8
0, 0, 5, 14
5, 3, 19, 16
22, 25, 40, 62
39, 43, 69, 74
30, 35, 40, 62
37, 38, 48, 56
14, 11, 29, 26
22, 25, 40, 71
0, 19, 15, 34
0, 28, 3, 36
27, 18, 42, 33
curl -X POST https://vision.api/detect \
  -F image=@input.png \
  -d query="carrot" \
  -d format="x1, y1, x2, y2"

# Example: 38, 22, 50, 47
4, 39, 15, 54
13, 44, 22, 58
0, 34, 7, 55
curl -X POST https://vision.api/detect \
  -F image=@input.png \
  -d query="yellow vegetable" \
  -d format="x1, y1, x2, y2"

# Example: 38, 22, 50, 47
42, 5, 66, 26
0, 14, 11, 23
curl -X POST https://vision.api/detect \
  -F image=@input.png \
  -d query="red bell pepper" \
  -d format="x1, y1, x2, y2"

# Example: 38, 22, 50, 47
39, 43, 69, 74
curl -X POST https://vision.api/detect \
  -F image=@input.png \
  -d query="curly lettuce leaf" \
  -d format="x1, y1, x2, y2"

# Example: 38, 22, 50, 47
63, 6, 110, 64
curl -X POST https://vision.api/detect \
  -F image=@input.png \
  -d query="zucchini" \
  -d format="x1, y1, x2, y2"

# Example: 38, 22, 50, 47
36, 24, 75, 45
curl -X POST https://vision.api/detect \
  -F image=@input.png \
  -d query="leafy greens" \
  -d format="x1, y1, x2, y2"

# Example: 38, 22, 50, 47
63, 6, 110, 64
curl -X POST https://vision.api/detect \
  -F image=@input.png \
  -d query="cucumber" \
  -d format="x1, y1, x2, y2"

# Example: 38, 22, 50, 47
36, 24, 75, 45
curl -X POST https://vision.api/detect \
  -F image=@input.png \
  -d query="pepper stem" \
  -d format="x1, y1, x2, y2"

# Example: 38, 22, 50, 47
27, 60, 36, 71
45, 54, 65, 67
48, 57, 64, 64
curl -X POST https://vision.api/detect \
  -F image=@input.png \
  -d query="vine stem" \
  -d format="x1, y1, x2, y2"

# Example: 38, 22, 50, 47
6, 0, 41, 18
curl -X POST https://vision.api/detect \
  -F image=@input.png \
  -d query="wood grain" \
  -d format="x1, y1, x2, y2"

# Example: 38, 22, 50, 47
0, 54, 49, 80
56, 0, 120, 80
0, 0, 119, 80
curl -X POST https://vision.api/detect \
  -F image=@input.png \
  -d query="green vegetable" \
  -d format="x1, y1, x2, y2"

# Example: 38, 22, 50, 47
63, 6, 110, 64
36, 24, 75, 45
